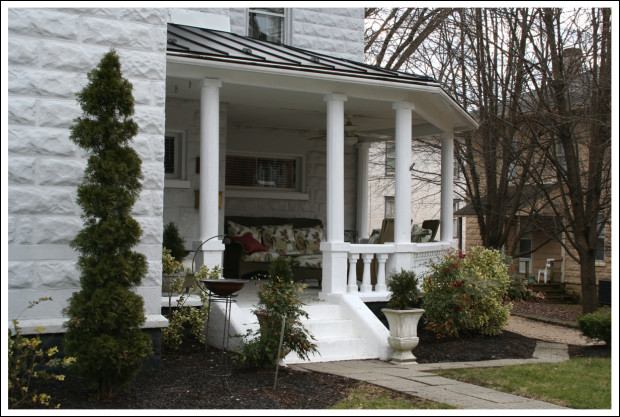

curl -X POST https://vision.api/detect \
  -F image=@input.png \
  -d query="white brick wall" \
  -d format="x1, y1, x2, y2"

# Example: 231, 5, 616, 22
8, 7, 168, 328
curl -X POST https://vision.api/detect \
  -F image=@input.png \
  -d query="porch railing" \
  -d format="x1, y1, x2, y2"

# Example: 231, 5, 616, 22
345, 242, 451, 295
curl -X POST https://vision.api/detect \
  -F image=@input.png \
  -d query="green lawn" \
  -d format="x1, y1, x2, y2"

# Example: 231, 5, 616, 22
330, 382, 455, 409
436, 358, 611, 409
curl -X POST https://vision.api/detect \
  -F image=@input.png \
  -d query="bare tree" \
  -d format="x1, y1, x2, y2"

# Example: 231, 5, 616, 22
519, 8, 612, 313
365, 7, 611, 312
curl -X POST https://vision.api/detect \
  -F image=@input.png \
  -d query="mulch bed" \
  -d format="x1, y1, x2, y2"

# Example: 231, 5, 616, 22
27, 326, 610, 410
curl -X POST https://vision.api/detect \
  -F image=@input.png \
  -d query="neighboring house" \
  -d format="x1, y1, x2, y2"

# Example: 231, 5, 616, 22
366, 136, 466, 249
455, 189, 612, 298
7, 7, 477, 363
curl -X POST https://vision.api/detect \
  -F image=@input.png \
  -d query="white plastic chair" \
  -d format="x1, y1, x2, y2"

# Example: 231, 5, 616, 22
537, 258, 555, 283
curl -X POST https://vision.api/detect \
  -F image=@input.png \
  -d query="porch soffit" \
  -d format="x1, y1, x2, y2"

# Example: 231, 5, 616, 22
166, 23, 478, 134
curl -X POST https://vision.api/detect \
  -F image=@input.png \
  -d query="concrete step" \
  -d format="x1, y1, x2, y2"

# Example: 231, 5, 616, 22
302, 318, 354, 338
285, 335, 367, 364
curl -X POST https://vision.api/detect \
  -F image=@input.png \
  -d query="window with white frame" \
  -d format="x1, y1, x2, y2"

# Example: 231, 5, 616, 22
518, 233, 532, 274
164, 131, 186, 180
226, 153, 302, 192
248, 8, 287, 44
453, 199, 461, 238
385, 141, 395, 176
555, 141, 567, 171
385, 196, 395, 218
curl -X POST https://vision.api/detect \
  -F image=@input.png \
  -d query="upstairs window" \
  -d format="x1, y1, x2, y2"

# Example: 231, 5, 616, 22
248, 8, 285, 44
595, 214, 606, 263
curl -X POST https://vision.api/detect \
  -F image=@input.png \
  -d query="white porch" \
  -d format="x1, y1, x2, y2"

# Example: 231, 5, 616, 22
163, 25, 478, 361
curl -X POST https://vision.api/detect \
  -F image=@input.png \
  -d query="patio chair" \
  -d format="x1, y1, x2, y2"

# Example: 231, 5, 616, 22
421, 219, 440, 242
537, 258, 555, 283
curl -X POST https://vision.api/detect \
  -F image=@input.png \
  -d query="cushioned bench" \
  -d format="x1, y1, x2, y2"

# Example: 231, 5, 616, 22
223, 216, 324, 285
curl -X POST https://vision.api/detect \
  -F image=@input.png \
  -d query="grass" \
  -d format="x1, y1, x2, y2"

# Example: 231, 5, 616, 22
436, 358, 611, 409
329, 382, 455, 409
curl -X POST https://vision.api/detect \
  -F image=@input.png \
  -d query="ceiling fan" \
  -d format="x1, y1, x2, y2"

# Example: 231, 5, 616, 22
308, 120, 392, 145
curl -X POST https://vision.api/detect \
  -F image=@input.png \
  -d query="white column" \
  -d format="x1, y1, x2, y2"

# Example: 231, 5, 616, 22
198, 78, 224, 268
320, 93, 349, 296
356, 142, 370, 241
440, 132, 454, 241
393, 102, 414, 244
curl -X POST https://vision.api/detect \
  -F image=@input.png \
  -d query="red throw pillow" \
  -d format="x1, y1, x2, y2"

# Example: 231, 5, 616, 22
231, 232, 267, 254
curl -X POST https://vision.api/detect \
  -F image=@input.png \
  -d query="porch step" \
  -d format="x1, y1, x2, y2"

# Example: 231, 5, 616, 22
527, 282, 576, 303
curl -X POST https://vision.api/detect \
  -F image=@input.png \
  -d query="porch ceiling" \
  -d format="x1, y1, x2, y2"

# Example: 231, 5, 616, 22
165, 24, 479, 137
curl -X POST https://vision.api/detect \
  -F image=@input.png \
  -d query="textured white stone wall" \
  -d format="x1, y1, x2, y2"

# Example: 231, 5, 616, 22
228, 7, 364, 61
8, 7, 168, 329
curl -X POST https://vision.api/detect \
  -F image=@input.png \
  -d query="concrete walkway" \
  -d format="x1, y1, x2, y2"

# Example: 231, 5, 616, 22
290, 341, 570, 409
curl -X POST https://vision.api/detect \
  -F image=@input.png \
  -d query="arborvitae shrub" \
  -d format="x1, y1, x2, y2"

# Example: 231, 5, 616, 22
63, 50, 152, 398
163, 221, 187, 261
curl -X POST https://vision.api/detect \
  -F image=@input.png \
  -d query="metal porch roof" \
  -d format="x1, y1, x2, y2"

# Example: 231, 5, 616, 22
166, 23, 440, 88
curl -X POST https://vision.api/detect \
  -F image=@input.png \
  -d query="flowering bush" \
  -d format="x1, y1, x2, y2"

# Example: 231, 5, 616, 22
422, 247, 512, 338
9, 298, 76, 408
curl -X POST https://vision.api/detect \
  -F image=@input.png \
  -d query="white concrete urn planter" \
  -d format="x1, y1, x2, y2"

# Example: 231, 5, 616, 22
381, 308, 425, 364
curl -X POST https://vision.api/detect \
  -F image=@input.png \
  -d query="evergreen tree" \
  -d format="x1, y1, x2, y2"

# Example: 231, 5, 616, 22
63, 50, 152, 398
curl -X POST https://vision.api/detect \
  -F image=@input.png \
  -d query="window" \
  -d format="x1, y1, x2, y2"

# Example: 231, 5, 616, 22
385, 142, 395, 176
595, 215, 606, 263
453, 199, 461, 238
384, 196, 395, 218
164, 131, 186, 180
226, 153, 302, 192
556, 141, 567, 171
248, 8, 286, 43
454, 159, 460, 180
518, 233, 532, 274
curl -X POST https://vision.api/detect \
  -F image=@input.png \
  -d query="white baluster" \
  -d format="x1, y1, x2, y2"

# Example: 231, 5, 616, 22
375, 253, 389, 292
360, 253, 374, 293
347, 253, 359, 293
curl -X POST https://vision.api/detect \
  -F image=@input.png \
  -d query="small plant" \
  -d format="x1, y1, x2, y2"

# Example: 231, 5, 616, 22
577, 308, 611, 345
9, 298, 76, 409
236, 257, 318, 368
422, 247, 512, 338
163, 222, 187, 262
161, 250, 221, 350
386, 269, 421, 309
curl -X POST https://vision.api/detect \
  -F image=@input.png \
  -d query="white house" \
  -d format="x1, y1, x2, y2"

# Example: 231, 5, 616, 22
7, 7, 478, 363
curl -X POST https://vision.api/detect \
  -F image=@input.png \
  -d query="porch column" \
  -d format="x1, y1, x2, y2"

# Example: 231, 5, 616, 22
387, 102, 415, 275
440, 132, 454, 242
198, 78, 224, 268
393, 102, 414, 243
320, 93, 349, 296
356, 142, 370, 241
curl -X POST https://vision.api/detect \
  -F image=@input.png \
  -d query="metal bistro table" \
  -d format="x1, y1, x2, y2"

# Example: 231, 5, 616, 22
200, 279, 246, 376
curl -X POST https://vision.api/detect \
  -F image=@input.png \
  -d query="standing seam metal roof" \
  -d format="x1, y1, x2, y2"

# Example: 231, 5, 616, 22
166, 23, 440, 87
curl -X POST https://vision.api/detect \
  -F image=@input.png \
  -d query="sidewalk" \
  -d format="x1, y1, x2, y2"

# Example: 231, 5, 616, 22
290, 340, 570, 409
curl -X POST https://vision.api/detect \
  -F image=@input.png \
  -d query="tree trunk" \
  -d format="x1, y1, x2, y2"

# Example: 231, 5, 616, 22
579, 251, 598, 314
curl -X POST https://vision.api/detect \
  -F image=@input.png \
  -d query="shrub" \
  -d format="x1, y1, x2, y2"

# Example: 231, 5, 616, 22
9, 298, 76, 409
163, 222, 187, 261
422, 247, 512, 338
161, 260, 220, 350
63, 50, 152, 398
236, 258, 318, 368
386, 269, 422, 309
578, 308, 611, 345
